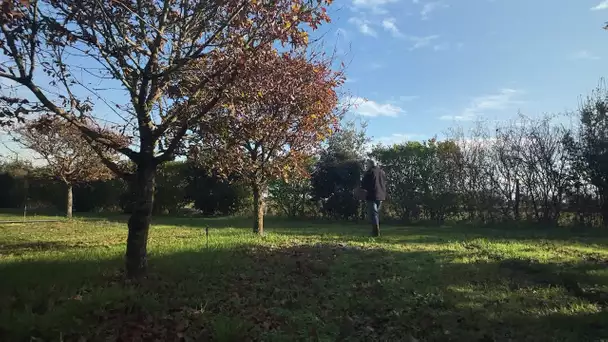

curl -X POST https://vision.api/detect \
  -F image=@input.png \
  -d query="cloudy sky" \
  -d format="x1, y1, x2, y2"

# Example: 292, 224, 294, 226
327, 0, 608, 145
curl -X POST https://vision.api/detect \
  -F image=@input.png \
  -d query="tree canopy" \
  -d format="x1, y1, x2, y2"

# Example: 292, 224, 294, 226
0, 0, 338, 277
189, 50, 344, 234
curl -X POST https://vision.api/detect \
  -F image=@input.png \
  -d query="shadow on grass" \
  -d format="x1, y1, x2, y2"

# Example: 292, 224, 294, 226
0, 241, 93, 255
81, 214, 252, 230
54, 211, 608, 249
1, 243, 607, 342
88, 214, 366, 233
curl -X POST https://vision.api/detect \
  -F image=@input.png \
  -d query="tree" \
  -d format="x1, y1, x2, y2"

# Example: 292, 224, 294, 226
324, 119, 369, 161
0, 0, 333, 276
13, 116, 116, 217
311, 119, 369, 220
268, 157, 315, 218
185, 165, 250, 217
565, 84, 608, 227
152, 161, 189, 215
508, 115, 570, 224
370, 139, 462, 224
0, 158, 33, 210
189, 51, 343, 234
371, 141, 427, 222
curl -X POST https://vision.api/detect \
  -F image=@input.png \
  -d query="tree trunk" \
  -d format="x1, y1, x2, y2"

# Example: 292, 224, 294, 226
66, 183, 73, 219
252, 183, 265, 235
126, 160, 157, 278
601, 195, 608, 228
514, 179, 521, 221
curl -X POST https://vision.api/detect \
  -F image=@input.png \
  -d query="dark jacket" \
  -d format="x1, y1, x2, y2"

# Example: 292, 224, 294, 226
361, 166, 387, 201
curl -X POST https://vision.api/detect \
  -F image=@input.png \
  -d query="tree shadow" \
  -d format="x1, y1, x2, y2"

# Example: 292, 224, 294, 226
87, 214, 367, 233
62, 213, 608, 250
1, 242, 607, 342
0, 241, 96, 255
76, 213, 252, 230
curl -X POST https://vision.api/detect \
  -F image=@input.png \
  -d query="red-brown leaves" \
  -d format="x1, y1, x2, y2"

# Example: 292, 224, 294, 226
190, 49, 345, 186
0, 0, 337, 166
0, 0, 28, 22
13, 115, 123, 184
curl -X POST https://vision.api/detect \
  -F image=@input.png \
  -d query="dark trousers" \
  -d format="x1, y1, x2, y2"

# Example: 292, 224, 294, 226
367, 200, 382, 226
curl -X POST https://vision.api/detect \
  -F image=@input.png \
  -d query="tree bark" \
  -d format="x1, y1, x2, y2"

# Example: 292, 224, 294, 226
252, 183, 265, 235
514, 179, 521, 221
601, 195, 608, 228
126, 160, 157, 278
66, 183, 73, 219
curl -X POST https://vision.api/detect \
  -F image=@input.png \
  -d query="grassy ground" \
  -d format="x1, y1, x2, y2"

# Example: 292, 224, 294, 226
1, 215, 608, 341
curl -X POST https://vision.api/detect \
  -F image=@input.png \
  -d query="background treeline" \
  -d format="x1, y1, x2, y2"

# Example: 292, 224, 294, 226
3, 86, 608, 228
0, 161, 250, 217
268, 85, 608, 229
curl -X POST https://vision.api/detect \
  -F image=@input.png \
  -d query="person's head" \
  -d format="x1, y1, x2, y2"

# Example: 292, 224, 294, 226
365, 159, 376, 171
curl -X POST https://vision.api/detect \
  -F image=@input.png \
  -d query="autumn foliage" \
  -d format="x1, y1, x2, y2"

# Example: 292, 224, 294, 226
13, 116, 119, 217
0, 0, 338, 276
188, 50, 344, 234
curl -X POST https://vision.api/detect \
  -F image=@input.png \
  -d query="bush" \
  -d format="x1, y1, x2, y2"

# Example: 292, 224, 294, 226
186, 166, 250, 216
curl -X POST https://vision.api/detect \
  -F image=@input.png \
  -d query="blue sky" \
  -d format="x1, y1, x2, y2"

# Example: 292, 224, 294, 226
2, 0, 608, 159
328, 0, 608, 145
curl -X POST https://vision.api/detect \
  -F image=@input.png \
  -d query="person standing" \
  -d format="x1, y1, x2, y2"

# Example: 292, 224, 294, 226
360, 159, 387, 237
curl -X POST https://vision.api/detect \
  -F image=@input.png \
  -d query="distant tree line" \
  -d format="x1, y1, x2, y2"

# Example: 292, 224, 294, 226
269, 85, 608, 228
0, 160, 250, 217
4, 86, 608, 229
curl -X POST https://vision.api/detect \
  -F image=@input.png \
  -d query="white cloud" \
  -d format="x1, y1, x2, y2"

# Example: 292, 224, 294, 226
571, 50, 600, 60
375, 133, 428, 145
335, 28, 348, 39
433, 42, 450, 51
591, 0, 608, 10
455, 137, 498, 151
348, 17, 377, 36
439, 114, 475, 121
408, 35, 440, 50
440, 88, 523, 121
420, 1, 449, 19
349, 97, 405, 117
381, 17, 403, 37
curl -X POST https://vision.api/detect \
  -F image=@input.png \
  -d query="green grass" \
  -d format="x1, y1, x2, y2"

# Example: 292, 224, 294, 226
1, 215, 608, 341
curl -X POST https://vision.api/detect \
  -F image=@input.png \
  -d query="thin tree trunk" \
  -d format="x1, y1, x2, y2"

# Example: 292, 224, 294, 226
126, 160, 157, 278
514, 179, 520, 221
252, 183, 265, 235
66, 183, 73, 219
601, 195, 608, 228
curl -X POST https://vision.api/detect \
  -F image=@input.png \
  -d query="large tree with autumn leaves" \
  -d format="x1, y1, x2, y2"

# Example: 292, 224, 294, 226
0, 0, 335, 277
188, 50, 344, 235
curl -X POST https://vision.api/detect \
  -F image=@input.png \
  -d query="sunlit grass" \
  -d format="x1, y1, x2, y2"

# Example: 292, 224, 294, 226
1, 215, 607, 341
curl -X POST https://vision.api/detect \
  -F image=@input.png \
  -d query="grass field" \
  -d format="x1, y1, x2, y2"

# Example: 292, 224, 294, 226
1, 215, 608, 341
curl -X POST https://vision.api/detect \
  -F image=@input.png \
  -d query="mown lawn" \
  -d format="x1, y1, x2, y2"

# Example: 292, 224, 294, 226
1, 215, 608, 341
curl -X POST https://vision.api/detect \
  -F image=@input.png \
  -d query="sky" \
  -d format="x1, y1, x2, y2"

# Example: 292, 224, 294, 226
2, 0, 608, 159
327, 0, 608, 145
